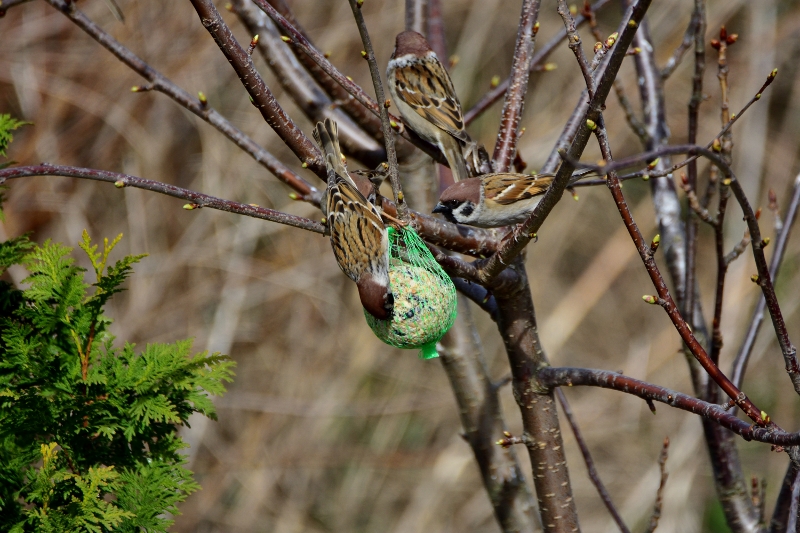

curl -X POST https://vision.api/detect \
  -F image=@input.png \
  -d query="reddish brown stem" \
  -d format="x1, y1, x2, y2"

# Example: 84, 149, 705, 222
492, 0, 541, 172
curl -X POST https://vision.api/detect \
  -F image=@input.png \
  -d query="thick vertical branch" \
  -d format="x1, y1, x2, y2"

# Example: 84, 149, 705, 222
492, 0, 541, 171
440, 299, 539, 533
495, 260, 580, 533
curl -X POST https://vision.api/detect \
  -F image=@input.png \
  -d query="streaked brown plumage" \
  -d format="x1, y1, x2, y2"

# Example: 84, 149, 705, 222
433, 173, 556, 228
314, 119, 393, 319
387, 31, 472, 182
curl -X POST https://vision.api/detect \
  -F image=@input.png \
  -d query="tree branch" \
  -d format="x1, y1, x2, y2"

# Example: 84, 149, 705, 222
476, 0, 652, 282
41, 0, 318, 200
188, 0, 325, 178
347, 0, 407, 219
539, 367, 800, 446
556, 388, 630, 533
492, 0, 540, 172
0, 165, 325, 233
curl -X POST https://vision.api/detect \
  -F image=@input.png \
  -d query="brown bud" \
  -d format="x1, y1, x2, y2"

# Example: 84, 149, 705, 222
710, 39, 721, 50
755, 207, 762, 220
727, 34, 738, 45
719, 26, 727, 41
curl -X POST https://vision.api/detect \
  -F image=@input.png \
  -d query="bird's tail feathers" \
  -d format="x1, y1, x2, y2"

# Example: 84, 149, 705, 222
313, 119, 349, 185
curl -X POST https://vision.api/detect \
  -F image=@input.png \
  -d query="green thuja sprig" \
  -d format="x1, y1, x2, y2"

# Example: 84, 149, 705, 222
0, 233, 235, 532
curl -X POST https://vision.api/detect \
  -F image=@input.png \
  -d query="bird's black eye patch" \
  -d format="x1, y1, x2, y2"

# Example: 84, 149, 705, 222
457, 202, 474, 218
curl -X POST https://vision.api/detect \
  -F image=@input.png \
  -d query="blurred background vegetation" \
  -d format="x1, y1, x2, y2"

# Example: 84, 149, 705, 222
1, 0, 799, 531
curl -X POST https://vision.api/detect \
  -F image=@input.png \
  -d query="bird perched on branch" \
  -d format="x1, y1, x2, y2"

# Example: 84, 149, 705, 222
433, 171, 589, 228
387, 30, 475, 182
314, 119, 394, 319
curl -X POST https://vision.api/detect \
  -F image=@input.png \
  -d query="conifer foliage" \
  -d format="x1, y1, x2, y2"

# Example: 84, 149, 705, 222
0, 202, 235, 530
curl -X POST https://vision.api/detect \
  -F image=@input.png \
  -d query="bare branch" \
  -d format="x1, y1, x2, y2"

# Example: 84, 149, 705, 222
439, 300, 539, 533
539, 367, 800, 446
0, 165, 325, 233
464, 0, 614, 126
583, 144, 800, 399
231, 0, 386, 166
556, 0, 595, 97
476, 0, 652, 282
660, 10, 698, 79
41, 0, 318, 200
348, 0, 407, 219
556, 388, 630, 533
188, 0, 325, 178
732, 173, 800, 388
492, 0, 541, 172
642, 438, 670, 533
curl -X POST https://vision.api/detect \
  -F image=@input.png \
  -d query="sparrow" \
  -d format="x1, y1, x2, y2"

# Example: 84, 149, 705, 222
314, 119, 394, 320
387, 30, 472, 182
433, 171, 588, 228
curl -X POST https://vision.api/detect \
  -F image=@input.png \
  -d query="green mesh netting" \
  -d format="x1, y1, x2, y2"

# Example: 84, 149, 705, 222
364, 226, 458, 359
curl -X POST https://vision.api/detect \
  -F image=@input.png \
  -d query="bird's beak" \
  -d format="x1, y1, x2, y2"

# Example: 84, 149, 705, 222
432, 203, 447, 214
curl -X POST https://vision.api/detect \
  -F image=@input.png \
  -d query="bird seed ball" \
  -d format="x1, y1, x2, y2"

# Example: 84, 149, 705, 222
364, 263, 456, 349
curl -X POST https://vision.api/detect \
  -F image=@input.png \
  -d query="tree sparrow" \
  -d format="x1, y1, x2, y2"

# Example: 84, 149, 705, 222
387, 30, 472, 182
314, 119, 394, 319
433, 172, 558, 228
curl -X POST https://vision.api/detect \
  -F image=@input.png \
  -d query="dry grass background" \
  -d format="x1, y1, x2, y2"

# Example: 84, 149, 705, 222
1, 0, 800, 531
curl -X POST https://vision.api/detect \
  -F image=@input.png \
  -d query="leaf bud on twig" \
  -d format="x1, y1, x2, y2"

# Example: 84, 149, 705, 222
605, 32, 618, 48
642, 295, 658, 305
490, 75, 500, 88
586, 119, 597, 130
280, 35, 290, 43
114, 180, 125, 188
650, 234, 660, 254
247, 35, 259, 56
198, 92, 208, 109
183, 203, 199, 210
761, 238, 770, 248
751, 274, 760, 284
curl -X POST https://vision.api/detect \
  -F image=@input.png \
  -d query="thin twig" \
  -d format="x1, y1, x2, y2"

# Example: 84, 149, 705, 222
556, 388, 631, 533
464, 0, 614, 126
492, 0, 541, 172
642, 437, 670, 533
731, 173, 800, 389
580, 144, 800, 399
476, 0, 652, 282
619, 69, 778, 183
348, 0, 407, 219
557, 0, 595, 97
189, 0, 325, 177
41, 0, 318, 200
538, 367, 800, 446
683, 0, 706, 359
660, 10, 699, 79
0, 165, 325, 233
231, 0, 386, 166
252, 0, 448, 168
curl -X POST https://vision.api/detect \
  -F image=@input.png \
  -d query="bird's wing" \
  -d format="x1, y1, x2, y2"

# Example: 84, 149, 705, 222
392, 60, 470, 144
326, 179, 387, 281
484, 174, 554, 205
